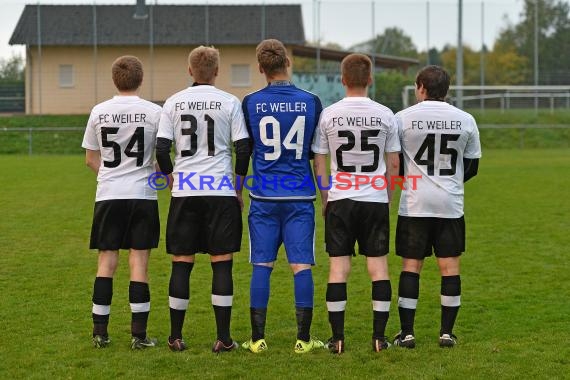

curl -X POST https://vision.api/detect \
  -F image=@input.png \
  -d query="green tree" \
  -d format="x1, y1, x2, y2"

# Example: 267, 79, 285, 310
495, 0, 570, 84
374, 70, 416, 112
0, 54, 25, 82
350, 27, 418, 58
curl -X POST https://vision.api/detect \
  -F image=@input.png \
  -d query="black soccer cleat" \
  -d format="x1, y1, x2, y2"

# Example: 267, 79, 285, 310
212, 339, 239, 353
93, 335, 110, 348
325, 337, 345, 354
439, 333, 457, 348
168, 337, 187, 352
393, 332, 416, 348
372, 336, 391, 352
131, 336, 157, 350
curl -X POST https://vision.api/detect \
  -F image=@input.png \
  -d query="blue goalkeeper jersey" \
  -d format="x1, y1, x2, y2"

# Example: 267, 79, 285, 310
242, 82, 323, 201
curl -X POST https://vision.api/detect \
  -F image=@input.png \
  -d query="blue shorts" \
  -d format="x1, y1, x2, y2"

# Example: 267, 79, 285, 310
248, 200, 315, 265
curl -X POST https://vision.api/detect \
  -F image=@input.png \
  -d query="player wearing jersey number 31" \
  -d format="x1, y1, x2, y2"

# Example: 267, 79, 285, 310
156, 46, 251, 353
82, 55, 161, 350
393, 65, 482, 349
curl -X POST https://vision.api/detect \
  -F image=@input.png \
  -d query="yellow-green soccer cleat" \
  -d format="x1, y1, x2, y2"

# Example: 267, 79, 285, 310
294, 337, 325, 354
241, 338, 268, 353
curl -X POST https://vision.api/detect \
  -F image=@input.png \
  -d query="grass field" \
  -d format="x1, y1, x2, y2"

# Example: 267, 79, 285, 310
0, 149, 569, 379
1, 110, 570, 154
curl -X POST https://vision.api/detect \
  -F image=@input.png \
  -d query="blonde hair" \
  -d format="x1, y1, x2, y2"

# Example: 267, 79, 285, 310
341, 54, 372, 88
188, 46, 219, 83
256, 39, 288, 77
111, 55, 143, 92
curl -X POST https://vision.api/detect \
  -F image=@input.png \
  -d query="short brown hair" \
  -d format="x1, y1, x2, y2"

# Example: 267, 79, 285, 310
341, 54, 372, 88
112, 56, 143, 92
188, 46, 219, 83
256, 39, 288, 77
415, 65, 450, 100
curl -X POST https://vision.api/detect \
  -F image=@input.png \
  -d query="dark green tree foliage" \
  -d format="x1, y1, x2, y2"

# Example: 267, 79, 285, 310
374, 70, 416, 112
495, 0, 570, 84
350, 27, 418, 58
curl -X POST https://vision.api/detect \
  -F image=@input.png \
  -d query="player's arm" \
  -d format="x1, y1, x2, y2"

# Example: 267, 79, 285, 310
155, 137, 174, 188
313, 153, 329, 217
386, 152, 400, 204
85, 149, 101, 174
234, 138, 252, 211
463, 158, 479, 182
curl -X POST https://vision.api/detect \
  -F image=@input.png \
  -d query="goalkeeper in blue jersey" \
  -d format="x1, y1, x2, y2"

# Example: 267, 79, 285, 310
241, 39, 325, 354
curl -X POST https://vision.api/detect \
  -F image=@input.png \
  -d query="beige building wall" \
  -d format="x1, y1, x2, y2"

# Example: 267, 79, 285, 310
25, 44, 291, 114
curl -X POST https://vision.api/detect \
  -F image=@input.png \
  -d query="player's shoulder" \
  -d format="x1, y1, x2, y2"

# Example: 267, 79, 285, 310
163, 87, 191, 105
369, 99, 396, 117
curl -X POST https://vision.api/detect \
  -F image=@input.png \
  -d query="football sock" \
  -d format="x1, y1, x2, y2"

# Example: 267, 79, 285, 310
295, 307, 313, 342
92, 276, 113, 337
440, 275, 461, 335
294, 269, 314, 341
250, 265, 272, 341
326, 282, 347, 341
250, 308, 267, 342
250, 265, 272, 308
372, 280, 391, 339
398, 271, 420, 337
211, 260, 233, 344
168, 261, 193, 340
294, 269, 314, 308
129, 281, 150, 340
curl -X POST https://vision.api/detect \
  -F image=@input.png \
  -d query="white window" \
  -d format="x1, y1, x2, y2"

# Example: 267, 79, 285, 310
231, 64, 251, 87
59, 65, 74, 88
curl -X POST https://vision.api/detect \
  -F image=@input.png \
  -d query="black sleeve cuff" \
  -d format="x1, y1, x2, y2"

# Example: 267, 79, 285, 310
399, 153, 405, 176
156, 137, 174, 175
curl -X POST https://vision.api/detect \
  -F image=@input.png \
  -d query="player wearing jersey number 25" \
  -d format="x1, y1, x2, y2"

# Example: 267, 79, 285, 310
82, 56, 161, 350
241, 39, 325, 354
313, 53, 401, 354
393, 65, 481, 349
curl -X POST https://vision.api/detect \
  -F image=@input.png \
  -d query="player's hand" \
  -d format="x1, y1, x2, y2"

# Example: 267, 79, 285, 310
236, 191, 244, 211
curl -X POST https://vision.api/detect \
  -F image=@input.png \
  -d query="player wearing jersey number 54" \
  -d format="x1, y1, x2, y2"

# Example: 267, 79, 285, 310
312, 54, 401, 354
82, 56, 161, 350
393, 66, 481, 349
155, 46, 251, 353
241, 39, 325, 354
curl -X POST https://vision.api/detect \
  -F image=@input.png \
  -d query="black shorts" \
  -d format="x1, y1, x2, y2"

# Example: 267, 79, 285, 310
396, 215, 465, 259
90, 199, 159, 251
166, 196, 242, 255
325, 198, 390, 257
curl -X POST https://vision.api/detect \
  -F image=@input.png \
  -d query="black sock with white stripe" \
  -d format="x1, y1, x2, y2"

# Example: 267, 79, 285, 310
398, 271, 420, 337
326, 283, 347, 341
211, 260, 233, 344
440, 275, 461, 336
129, 281, 150, 340
92, 277, 113, 337
169, 261, 193, 341
372, 280, 391, 339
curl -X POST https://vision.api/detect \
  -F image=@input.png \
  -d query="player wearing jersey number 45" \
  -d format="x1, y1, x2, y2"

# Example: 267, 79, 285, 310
313, 54, 400, 354
82, 56, 161, 350
241, 39, 324, 354
393, 65, 481, 348
156, 46, 251, 353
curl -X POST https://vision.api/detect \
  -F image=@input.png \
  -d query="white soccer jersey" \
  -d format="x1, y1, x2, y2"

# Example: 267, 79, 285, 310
395, 100, 482, 218
157, 85, 249, 197
312, 97, 401, 202
82, 96, 161, 202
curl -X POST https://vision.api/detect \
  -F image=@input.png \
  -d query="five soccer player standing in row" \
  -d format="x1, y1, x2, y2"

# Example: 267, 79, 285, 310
83, 38, 481, 354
